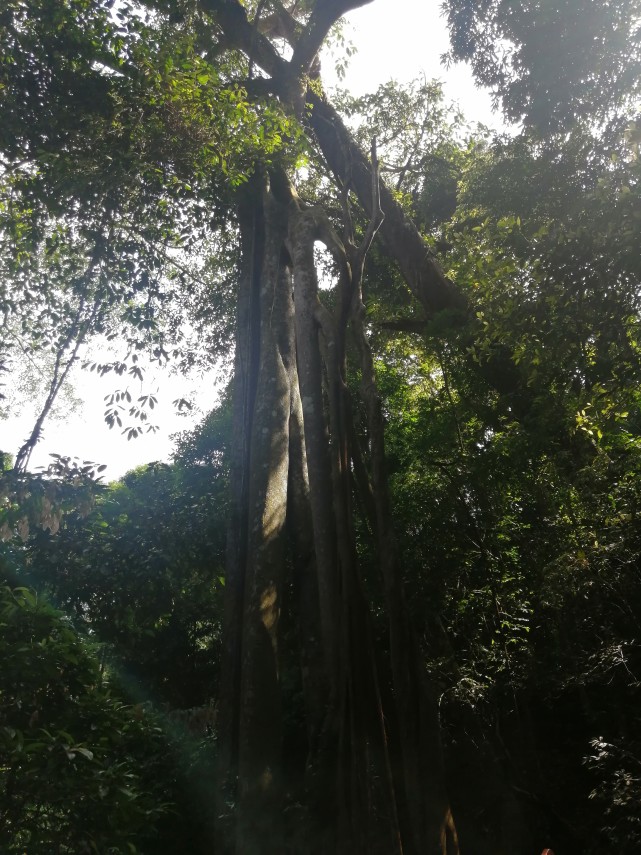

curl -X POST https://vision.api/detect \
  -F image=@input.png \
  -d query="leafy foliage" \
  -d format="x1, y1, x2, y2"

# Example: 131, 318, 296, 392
443, 0, 641, 132
364, 103, 641, 849
0, 585, 171, 854
0, 0, 301, 451
19, 456, 226, 709
1, 441, 228, 852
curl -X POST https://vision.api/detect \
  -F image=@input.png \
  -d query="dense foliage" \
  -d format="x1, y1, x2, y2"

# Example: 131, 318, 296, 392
375, 127, 641, 850
443, 0, 641, 131
0, 584, 169, 853
1, 427, 228, 853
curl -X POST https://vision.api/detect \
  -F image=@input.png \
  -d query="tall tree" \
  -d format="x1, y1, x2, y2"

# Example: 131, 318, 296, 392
187, 4, 465, 852
1, 1, 464, 851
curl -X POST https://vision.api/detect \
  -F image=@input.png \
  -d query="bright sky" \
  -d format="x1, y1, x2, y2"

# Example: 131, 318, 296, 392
2, 0, 500, 481
325, 0, 497, 126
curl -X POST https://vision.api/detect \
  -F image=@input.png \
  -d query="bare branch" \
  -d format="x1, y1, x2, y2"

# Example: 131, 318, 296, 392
355, 137, 384, 268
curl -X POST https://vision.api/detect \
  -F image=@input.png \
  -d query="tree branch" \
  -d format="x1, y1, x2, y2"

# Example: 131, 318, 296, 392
196, 0, 498, 411
290, 0, 375, 74
256, 4, 301, 47
193, 0, 465, 319
14, 296, 101, 473
353, 137, 384, 277
196, 0, 289, 80
305, 89, 467, 318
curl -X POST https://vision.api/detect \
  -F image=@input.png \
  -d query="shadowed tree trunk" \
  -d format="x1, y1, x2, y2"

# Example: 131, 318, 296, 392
205, 2, 462, 853
216, 162, 459, 854
217, 174, 294, 852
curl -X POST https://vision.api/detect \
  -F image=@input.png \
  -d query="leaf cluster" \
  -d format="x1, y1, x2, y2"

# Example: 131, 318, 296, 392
0, 585, 172, 854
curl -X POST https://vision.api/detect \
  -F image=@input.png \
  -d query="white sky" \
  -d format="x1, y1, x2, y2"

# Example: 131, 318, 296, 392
2, 0, 501, 480
325, 0, 497, 126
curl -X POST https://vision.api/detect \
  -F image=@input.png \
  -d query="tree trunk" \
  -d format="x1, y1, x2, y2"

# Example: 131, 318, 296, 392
217, 174, 293, 853
204, 11, 463, 847
216, 164, 459, 854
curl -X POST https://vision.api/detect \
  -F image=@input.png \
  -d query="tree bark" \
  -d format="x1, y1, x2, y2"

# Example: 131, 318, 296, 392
208, 5, 462, 853
288, 192, 404, 855
218, 162, 460, 852
217, 175, 295, 853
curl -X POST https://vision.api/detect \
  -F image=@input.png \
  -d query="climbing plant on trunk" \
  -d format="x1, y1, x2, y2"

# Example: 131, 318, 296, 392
191, 4, 465, 851
215, 141, 458, 849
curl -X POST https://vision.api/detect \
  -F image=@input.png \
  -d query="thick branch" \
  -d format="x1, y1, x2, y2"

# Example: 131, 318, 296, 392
291, 0, 375, 74
197, 0, 289, 80
257, 9, 300, 45
307, 86, 528, 401
197, 0, 466, 320
306, 90, 467, 317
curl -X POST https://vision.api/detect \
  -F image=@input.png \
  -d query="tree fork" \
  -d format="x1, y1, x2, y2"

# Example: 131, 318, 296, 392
200, 0, 526, 403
